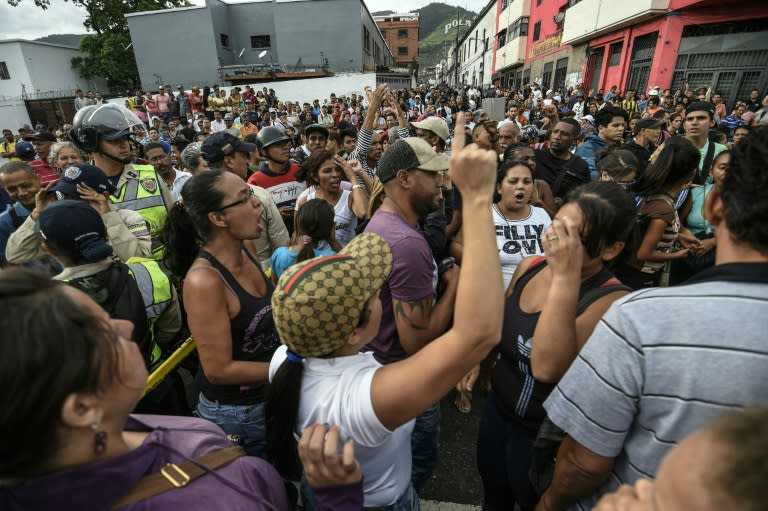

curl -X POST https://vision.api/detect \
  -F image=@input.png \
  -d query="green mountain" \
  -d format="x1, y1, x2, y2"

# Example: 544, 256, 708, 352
35, 34, 88, 48
374, 3, 476, 73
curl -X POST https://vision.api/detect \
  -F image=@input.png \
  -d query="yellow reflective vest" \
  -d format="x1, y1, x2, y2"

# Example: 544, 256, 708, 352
127, 258, 177, 366
109, 165, 170, 260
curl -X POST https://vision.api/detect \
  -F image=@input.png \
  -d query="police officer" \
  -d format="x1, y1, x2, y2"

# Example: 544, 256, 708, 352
40, 200, 180, 366
6, 163, 152, 265
69, 103, 174, 259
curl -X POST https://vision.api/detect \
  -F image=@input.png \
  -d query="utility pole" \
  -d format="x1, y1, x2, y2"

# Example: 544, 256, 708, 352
454, 4, 459, 86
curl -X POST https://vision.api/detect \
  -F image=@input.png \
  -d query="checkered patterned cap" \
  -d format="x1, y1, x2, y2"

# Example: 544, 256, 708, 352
271, 233, 393, 357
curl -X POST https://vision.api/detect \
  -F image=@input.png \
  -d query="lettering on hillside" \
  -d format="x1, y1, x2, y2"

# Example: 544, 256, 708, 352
495, 223, 545, 255
444, 19, 474, 34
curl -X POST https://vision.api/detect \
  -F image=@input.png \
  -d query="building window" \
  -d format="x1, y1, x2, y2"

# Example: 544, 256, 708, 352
220, 33, 230, 47
398, 29, 408, 38
502, 0, 509, 9
608, 42, 623, 66
497, 29, 507, 47
567, 0, 582, 6
398, 46, 408, 55
0, 62, 9, 80
553, 57, 568, 87
537, 0, 543, 5
509, 17, 529, 40
533, 21, 541, 41
381, 29, 387, 38
363, 26, 371, 54
250, 35, 271, 48
541, 61, 553, 89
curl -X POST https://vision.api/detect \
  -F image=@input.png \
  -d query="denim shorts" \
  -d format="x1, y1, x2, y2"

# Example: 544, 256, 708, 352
195, 393, 266, 458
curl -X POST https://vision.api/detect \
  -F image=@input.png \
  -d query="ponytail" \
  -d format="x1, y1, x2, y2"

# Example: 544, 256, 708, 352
160, 169, 227, 279
161, 203, 201, 278
295, 198, 335, 261
265, 359, 304, 479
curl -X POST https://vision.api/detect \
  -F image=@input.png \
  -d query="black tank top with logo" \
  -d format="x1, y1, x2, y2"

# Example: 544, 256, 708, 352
492, 257, 619, 433
195, 248, 280, 405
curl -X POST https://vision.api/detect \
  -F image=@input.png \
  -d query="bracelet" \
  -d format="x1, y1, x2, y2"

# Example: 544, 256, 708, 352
352, 184, 366, 190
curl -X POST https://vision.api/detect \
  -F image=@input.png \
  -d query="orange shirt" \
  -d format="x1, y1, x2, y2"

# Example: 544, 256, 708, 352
239, 124, 259, 139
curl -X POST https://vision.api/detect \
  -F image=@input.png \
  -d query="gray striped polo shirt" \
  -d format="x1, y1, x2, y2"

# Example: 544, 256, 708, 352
543, 263, 768, 510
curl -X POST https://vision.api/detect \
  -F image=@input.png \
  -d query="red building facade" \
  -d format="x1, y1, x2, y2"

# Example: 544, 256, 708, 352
577, 0, 767, 105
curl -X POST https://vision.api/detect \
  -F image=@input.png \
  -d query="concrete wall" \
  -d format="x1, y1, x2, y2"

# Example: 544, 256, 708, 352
127, 7, 221, 88
113, 72, 378, 110
0, 43, 32, 100
0, 40, 108, 129
127, 0, 392, 89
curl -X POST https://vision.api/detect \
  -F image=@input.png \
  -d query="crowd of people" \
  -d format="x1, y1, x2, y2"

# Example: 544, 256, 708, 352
0, 77, 767, 511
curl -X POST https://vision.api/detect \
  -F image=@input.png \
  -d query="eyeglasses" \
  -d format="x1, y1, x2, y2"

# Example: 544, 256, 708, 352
218, 187, 258, 211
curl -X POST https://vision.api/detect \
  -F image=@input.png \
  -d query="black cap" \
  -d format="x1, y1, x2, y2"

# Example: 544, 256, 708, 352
201, 132, 257, 163
303, 124, 329, 139
685, 101, 715, 117
38, 200, 113, 262
49, 164, 116, 197
23, 131, 56, 142
637, 119, 663, 130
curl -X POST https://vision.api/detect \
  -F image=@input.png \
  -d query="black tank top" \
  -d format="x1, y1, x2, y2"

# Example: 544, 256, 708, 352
195, 247, 280, 405
492, 257, 618, 433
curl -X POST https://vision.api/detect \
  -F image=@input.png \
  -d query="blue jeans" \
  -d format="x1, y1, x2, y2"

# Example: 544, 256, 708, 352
476, 393, 538, 511
195, 393, 266, 458
411, 402, 440, 494
301, 476, 420, 511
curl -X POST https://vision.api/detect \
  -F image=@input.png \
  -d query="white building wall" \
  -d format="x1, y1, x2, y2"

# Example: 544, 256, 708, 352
458, 1, 497, 88
0, 40, 108, 129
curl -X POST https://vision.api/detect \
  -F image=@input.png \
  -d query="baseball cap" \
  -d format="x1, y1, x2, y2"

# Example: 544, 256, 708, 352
685, 101, 715, 117
201, 132, 257, 163
376, 137, 450, 184
14, 141, 36, 158
411, 117, 449, 141
581, 115, 595, 123
49, 163, 115, 197
223, 113, 234, 120
23, 131, 56, 142
637, 119, 663, 130
271, 232, 393, 358
38, 200, 113, 262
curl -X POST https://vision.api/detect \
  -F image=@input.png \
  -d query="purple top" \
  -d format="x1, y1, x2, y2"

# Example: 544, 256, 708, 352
0, 414, 361, 511
364, 210, 437, 364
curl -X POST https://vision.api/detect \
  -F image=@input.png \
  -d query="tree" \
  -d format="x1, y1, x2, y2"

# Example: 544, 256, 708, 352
7, 0, 189, 94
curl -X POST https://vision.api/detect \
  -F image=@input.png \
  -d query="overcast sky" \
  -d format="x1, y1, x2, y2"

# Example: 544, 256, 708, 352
1, 0, 486, 40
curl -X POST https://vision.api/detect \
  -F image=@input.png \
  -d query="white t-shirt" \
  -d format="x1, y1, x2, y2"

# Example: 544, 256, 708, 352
492, 204, 551, 291
301, 188, 357, 247
269, 346, 414, 507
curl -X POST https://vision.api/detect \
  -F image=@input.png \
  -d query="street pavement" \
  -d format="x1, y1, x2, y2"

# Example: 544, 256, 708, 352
420, 390, 488, 508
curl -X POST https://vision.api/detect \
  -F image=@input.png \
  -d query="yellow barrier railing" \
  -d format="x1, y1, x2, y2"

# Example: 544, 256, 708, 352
142, 337, 197, 398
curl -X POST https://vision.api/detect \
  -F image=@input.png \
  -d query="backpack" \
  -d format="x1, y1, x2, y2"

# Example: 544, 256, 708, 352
67, 263, 152, 361
8, 207, 26, 229
528, 281, 631, 496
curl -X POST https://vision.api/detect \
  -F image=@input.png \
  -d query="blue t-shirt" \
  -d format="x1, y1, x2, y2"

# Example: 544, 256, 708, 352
270, 246, 336, 278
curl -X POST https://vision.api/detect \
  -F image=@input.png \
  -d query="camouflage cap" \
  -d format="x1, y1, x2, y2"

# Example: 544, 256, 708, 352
271, 233, 393, 358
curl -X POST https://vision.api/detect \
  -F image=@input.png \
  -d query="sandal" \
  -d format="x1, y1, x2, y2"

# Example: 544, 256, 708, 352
454, 390, 472, 414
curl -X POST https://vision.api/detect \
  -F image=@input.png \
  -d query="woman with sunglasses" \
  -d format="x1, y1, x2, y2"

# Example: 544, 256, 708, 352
596, 149, 639, 190
162, 169, 280, 459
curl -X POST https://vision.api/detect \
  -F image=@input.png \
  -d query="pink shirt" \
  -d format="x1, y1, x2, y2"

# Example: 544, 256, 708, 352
155, 94, 170, 113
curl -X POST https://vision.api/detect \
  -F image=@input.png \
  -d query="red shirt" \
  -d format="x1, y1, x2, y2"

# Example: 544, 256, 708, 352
246, 162, 305, 210
29, 159, 59, 186
189, 92, 204, 113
